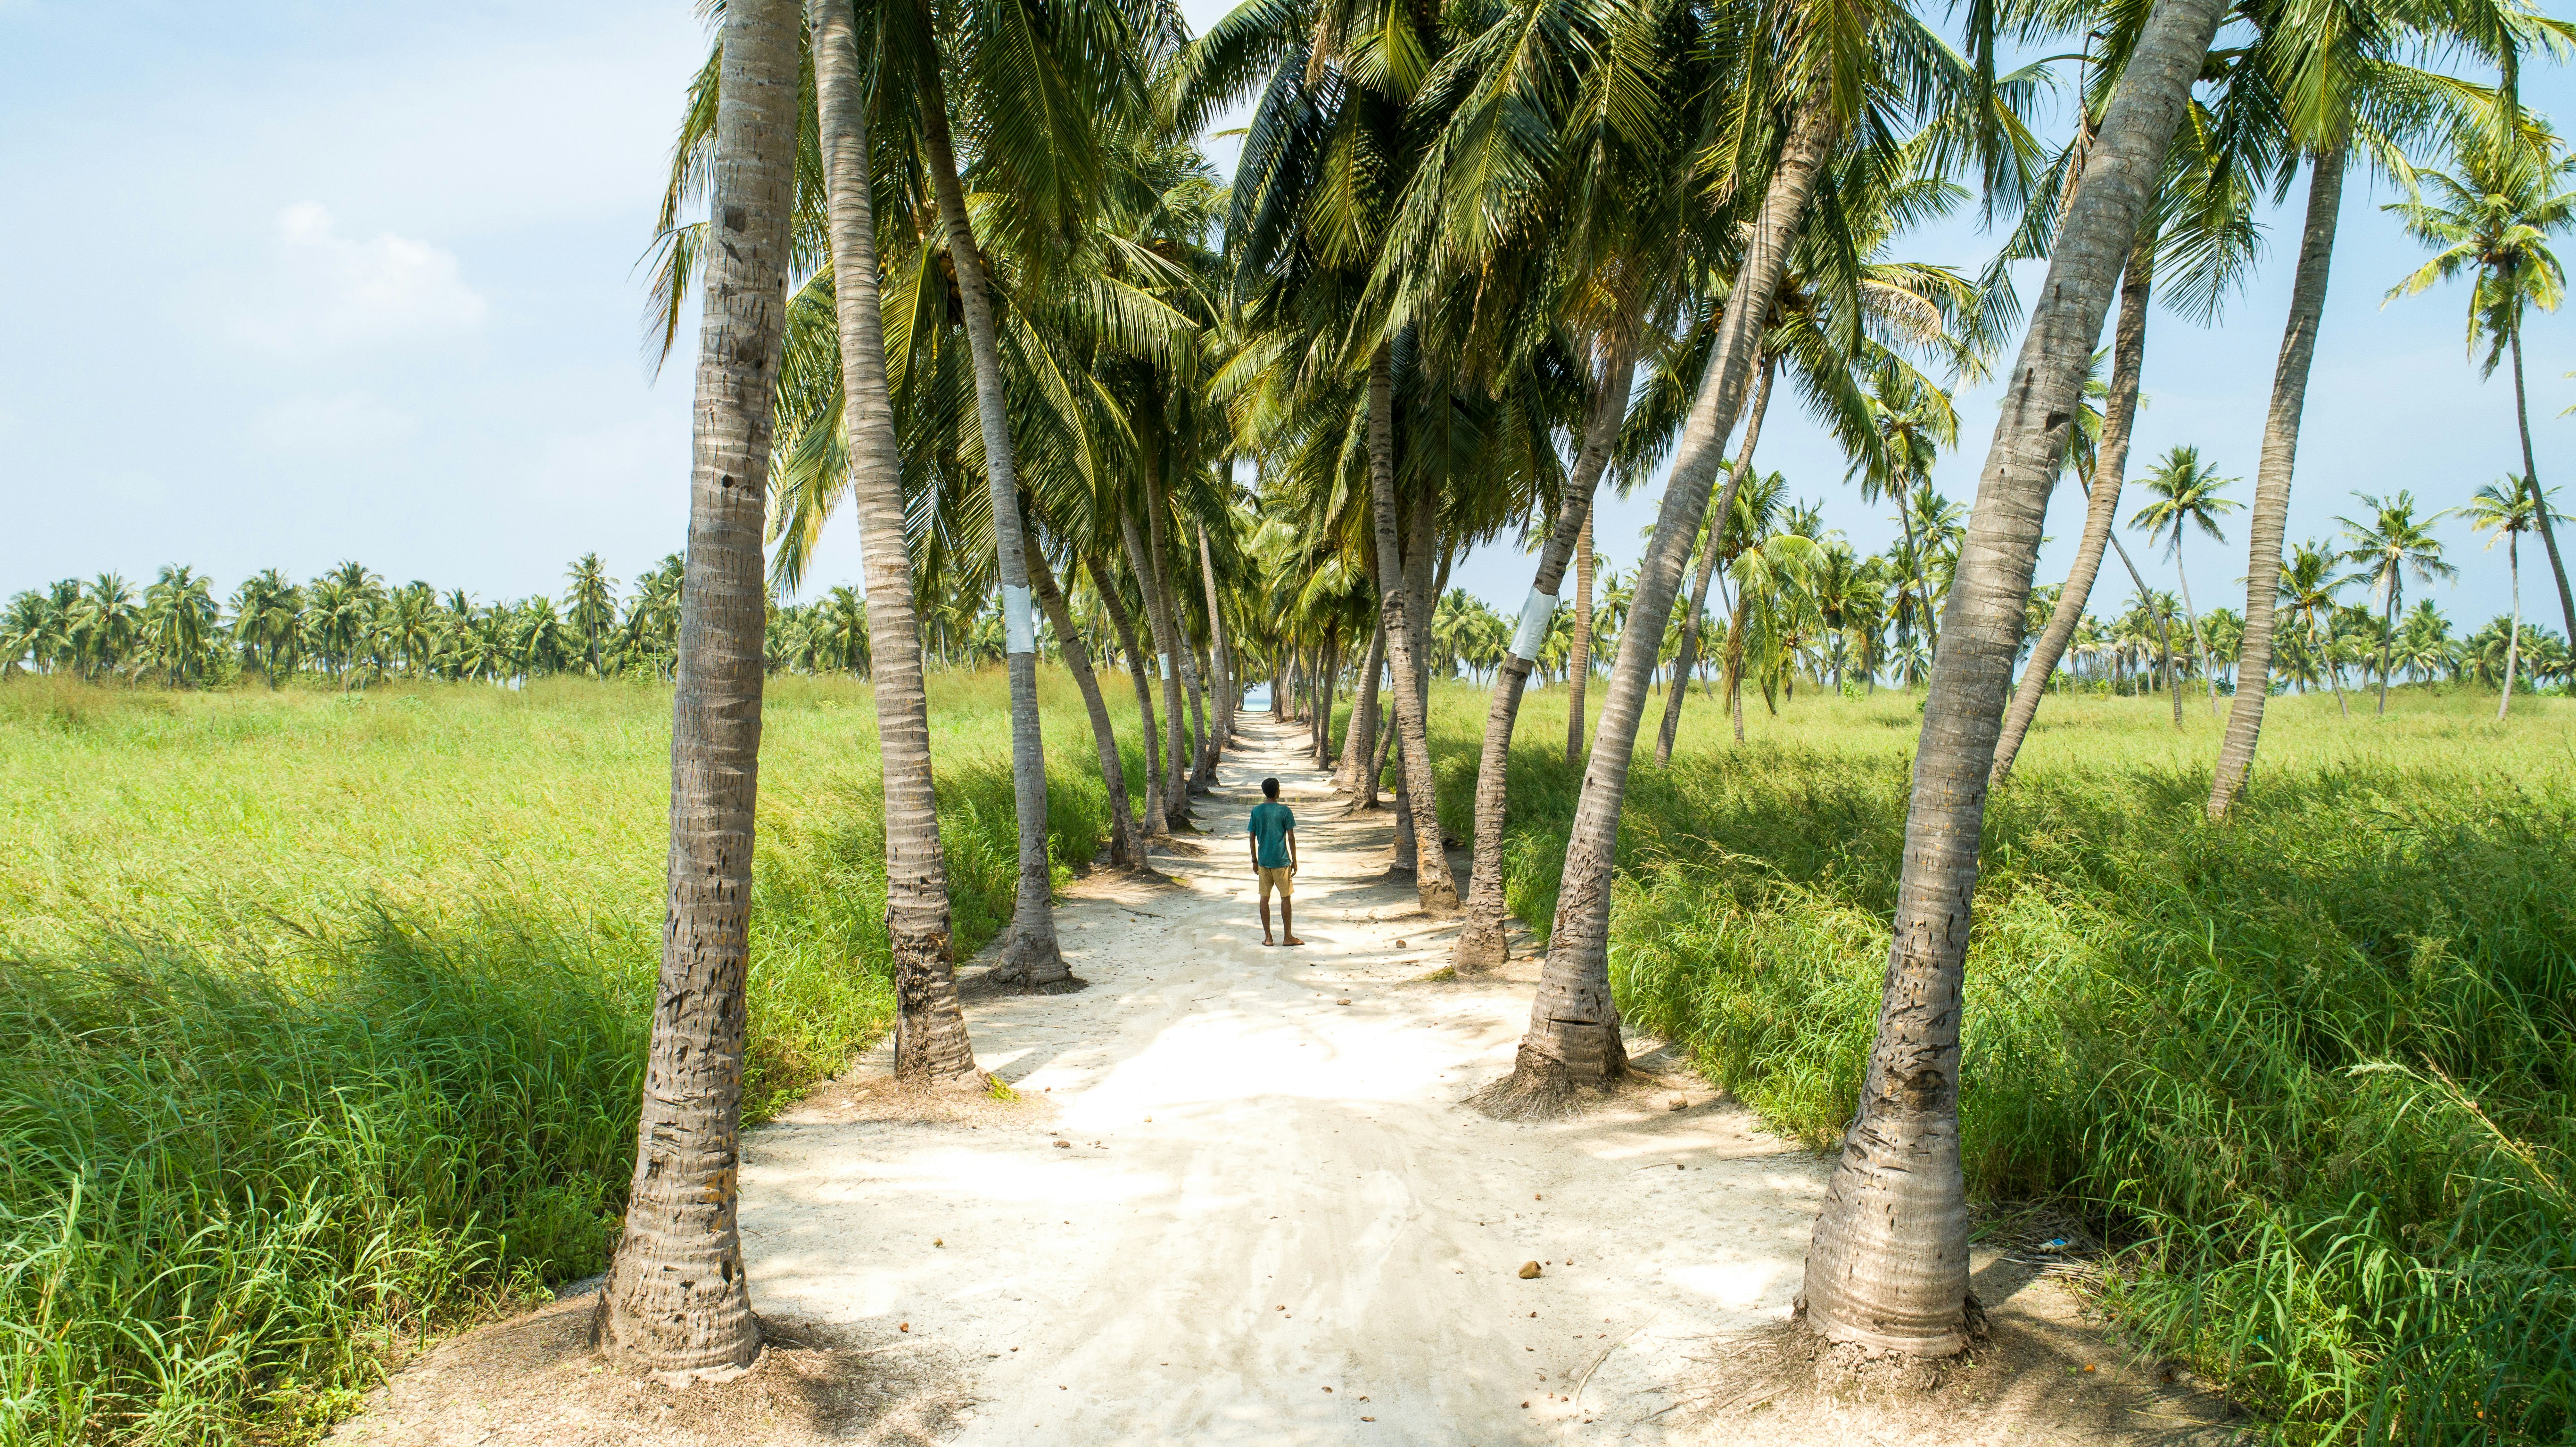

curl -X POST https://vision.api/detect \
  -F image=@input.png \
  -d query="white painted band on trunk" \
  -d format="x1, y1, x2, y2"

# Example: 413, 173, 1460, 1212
1160, 652, 1174, 679
1001, 584, 1036, 655
1509, 588, 1559, 662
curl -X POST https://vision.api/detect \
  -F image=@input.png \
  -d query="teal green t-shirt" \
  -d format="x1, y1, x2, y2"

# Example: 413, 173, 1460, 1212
1247, 801, 1296, 868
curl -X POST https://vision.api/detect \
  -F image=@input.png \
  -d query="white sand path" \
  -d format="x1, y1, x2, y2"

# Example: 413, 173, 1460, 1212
735, 716, 1828, 1444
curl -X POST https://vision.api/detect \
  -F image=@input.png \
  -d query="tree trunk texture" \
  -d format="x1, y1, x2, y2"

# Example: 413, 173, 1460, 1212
1028, 540, 1140, 869
1313, 629, 1341, 765
1656, 355, 1775, 766
2501, 534, 2521, 719
1506, 93, 1839, 1098
1122, 511, 1195, 830
2510, 331, 2576, 644
1199, 523, 1235, 753
594, 0, 796, 1379
2209, 141, 2345, 817
1800, 0, 2224, 1355
1366, 343, 1461, 913
1090, 553, 1166, 841
1451, 331, 1636, 969
811, 0, 977, 1082
1337, 618, 1385, 794
1991, 232, 2154, 782
918, 62, 1063, 987
1566, 514, 1594, 763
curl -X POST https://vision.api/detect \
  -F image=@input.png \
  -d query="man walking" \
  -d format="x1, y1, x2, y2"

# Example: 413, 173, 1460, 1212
1248, 776, 1301, 946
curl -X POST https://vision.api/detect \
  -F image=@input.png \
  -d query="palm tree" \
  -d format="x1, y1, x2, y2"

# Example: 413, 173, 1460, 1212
2452, 477, 2560, 716
591, 0, 796, 1380
566, 554, 618, 676
1797, 0, 2231, 1357
2337, 489, 2455, 713
2203, 0, 2531, 816
2129, 445, 2240, 714
807, 0, 988, 1068
2385, 113, 2576, 647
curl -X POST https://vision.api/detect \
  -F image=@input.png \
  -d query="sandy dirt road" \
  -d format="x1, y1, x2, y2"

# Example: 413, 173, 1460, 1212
735, 716, 1827, 1444
337, 717, 2241, 1447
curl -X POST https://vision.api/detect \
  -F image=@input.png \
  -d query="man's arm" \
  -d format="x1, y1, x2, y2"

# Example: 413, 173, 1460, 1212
1287, 822, 1297, 872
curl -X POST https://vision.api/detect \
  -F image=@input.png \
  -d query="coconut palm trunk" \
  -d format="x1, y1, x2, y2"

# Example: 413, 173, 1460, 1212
2176, 551, 2215, 713
1566, 515, 1595, 762
811, 0, 979, 1079
2500, 530, 2522, 719
1027, 540, 1142, 867
1198, 522, 1235, 753
917, 64, 1065, 987
1365, 343, 1462, 913
1992, 232, 2154, 781
1657, 354, 1775, 766
2509, 331, 2576, 644
1722, 581, 1752, 742
1452, 331, 1636, 968
1184, 626, 1214, 787
1122, 510, 1194, 828
2210, 141, 2346, 816
593, 0, 795, 1377
1312, 626, 1341, 763
1799, 0, 2224, 1353
1500, 94, 1838, 1101
1089, 553, 1167, 839
1337, 618, 1385, 793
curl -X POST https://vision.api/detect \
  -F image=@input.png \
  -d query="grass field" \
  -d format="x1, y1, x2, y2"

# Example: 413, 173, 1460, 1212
0, 670, 1144, 1444
1432, 678, 2576, 1447
5, 669, 2569, 1444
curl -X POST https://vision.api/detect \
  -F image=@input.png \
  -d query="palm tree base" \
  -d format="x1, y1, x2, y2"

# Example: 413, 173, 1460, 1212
1471, 1039, 1627, 1120
991, 928, 1071, 989
1448, 914, 1508, 972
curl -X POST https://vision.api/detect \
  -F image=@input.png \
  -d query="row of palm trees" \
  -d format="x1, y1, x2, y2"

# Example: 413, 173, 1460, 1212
1194, 0, 2574, 1371
0, 557, 687, 687
593, 0, 2576, 1382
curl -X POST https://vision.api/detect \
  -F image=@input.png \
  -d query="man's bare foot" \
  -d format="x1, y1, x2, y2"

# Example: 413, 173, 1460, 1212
1282, 935, 1305, 946
1262, 936, 1275, 946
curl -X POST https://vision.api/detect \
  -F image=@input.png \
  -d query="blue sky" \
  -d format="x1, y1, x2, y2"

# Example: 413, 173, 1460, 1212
1, 1, 2568, 635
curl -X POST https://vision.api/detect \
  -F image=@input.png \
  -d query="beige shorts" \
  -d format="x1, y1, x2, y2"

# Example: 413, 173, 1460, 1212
1257, 865, 1295, 902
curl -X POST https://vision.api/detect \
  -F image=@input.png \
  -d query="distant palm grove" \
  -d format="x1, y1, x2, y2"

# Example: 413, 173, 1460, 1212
9, 0, 2576, 1441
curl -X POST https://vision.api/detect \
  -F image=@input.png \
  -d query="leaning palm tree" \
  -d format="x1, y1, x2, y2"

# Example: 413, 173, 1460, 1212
2452, 476, 2559, 715
2128, 445, 2240, 714
2337, 489, 2455, 713
1797, 0, 2231, 1357
2384, 110, 2576, 645
592, 0, 795, 1379
809, 0, 984, 1077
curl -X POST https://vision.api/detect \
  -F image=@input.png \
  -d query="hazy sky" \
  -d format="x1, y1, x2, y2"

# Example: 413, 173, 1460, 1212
3, 1, 2569, 633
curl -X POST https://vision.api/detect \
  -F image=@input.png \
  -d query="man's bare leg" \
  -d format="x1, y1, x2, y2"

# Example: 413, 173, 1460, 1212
1281, 897, 1303, 947
1260, 896, 1275, 945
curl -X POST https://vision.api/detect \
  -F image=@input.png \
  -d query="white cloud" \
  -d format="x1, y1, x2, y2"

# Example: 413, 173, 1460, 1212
249, 391, 419, 454
235, 202, 487, 351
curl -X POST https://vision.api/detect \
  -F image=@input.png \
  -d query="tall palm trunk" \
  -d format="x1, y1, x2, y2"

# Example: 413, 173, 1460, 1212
1453, 331, 1636, 968
1565, 514, 1595, 762
2511, 331, 2576, 644
593, 0, 796, 1377
1799, 0, 2224, 1353
1028, 540, 1141, 868
2374, 580, 2398, 714
1184, 623, 1214, 786
1365, 343, 1461, 913
917, 64, 1064, 987
1313, 627, 1341, 763
1657, 355, 1775, 765
2176, 551, 2215, 714
1198, 522, 1234, 755
1502, 94, 1838, 1099
2500, 532, 2521, 719
1722, 581, 1751, 742
2210, 142, 2346, 816
1090, 553, 1166, 841
1992, 233, 2154, 781
1122, 510, 1194, 829
812, 0, 978, 1079
1337, 619, 1385, 793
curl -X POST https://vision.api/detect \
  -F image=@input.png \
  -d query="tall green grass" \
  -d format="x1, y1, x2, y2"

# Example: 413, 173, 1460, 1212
1438, 679, 2576, 1445
0, 670, 1141, 1444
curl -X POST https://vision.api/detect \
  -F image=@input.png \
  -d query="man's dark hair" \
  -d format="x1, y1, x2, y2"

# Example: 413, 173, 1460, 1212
1262, 777, 1280, 798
